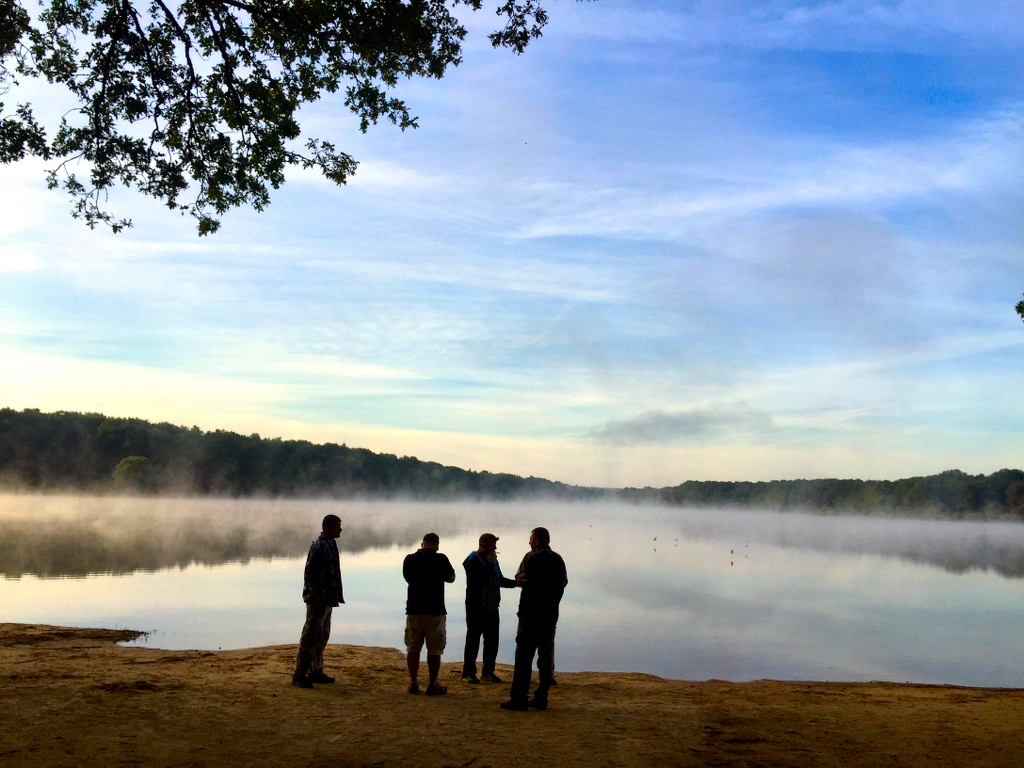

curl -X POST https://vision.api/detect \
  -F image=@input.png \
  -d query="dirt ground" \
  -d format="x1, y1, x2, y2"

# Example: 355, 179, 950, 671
0, 624, 1021, 768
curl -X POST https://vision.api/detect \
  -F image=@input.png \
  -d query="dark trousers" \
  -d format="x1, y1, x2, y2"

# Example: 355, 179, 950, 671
509, 619, 556, 704
463, 608, 500, 677
294, 601, 332, 678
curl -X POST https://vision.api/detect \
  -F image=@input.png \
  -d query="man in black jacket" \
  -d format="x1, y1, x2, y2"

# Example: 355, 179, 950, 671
461, 532, 517, 684
403, 532, 456, 695
293, 514, 344, 688
501, 526, 568, 711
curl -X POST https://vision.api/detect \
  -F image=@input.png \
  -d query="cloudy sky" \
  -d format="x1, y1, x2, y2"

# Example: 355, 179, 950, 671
1, 0, 1023, 487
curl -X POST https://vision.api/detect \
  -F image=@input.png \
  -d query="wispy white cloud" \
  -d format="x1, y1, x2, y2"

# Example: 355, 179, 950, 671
761, 330, 1024, 386
0, 346, 288, 423
515, 110, 1024, 241
0, 247, 42, 273
556, 0, 1024, 52
590, 405, 775, 445
285, 158, 450, 192
0, 159, 52, 238
300, 251, 626, 302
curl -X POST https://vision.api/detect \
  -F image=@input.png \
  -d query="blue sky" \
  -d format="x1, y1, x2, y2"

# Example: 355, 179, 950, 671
1, 0, 1023, 486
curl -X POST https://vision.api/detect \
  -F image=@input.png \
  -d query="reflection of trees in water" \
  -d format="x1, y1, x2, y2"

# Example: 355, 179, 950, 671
3, 496, 1021, 580
670, 509, 1024, 579
808, 540, 1024, 579
775, 525, 1024, 579
0, 515, 436, 578
864, 543, 1024, 579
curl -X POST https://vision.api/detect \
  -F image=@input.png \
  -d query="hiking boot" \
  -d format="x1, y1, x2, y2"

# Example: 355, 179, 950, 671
425, 683, 448, 696
500, 699, 529, 711
309, 671, 335, 684
291, 676, 314, 689
408, 682, 420, 694
529, 697, 548, 710
461, 674, 480, 684
480, 672, 502, 683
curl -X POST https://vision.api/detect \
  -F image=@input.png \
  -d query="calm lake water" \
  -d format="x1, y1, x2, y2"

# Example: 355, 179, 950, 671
1, 495, 1021, 687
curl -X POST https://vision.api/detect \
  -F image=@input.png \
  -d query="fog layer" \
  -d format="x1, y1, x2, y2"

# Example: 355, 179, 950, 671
0, 495, 1022, 579
0, 495, 467, 578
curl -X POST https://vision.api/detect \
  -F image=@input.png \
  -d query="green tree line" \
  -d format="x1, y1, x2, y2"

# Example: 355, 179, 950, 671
0, 408, 597, 500
621, 472, 1024, 521
1, 408, 1022, 519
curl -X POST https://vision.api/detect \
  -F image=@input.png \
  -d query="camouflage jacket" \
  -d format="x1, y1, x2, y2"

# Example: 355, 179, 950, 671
302, 534, 344, 606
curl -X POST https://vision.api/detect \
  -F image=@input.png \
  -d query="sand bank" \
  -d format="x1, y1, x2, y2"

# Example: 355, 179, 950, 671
0, 623, 1020, 767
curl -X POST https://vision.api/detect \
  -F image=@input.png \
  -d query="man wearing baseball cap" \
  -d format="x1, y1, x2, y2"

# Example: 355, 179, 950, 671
461, 533, 518, 684
403, 532, 456, 695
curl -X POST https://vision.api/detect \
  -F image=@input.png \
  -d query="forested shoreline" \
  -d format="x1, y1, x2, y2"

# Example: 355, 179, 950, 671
622, 473, 1024, 521
1, 408, 1021, 520
0, 409, 594, 500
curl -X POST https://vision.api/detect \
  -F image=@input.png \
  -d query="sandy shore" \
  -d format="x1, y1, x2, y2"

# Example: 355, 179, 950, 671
0, 624, 1020, 767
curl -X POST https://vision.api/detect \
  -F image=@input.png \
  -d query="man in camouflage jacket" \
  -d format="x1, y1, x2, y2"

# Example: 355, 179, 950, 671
293, 514, 344, 687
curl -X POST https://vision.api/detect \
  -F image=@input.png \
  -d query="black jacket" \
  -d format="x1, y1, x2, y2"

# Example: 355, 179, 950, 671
463, 551, 516, 613
515, 546, 567, 624
403, 548, 456, 615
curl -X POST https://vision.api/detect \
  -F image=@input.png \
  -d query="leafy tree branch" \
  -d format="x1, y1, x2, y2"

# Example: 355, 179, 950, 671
0, 0, 565, 233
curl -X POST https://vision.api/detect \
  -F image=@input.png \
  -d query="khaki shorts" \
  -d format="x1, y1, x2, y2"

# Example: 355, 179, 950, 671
405, 614, 446, 655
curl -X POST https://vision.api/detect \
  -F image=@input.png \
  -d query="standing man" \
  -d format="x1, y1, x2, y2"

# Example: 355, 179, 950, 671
403, 532, 456, 695
501, 526, 567, 711
293, 514, 344, 688
462, 533, 517, 684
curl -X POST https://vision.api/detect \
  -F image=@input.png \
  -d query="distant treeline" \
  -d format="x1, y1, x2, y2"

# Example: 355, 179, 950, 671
1, 409, 1022, 520
0, 409, 597, 500
621, 472, 1024, 521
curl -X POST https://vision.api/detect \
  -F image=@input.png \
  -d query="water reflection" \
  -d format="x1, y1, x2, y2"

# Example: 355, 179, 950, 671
1, 496, 1021, 579
645, 506, 1024, 579
0, 496, 1021, 686
0, 496, 466, 578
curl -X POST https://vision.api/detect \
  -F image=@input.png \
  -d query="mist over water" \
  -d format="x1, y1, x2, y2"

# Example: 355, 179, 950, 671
1, 494, 1022, 579
0, 495, 470, 577
0, 495, 1021, 686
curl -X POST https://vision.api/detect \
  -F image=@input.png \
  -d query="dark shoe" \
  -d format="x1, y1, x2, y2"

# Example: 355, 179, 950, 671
462, 674, 480, 684
425, 683, 448, 696
500, 699, 529, 711
480, 672, 502, 683
408, 682, 419, 694
292, 676, 314, 689
309, 671, 335, 684
529, 697, 548, 710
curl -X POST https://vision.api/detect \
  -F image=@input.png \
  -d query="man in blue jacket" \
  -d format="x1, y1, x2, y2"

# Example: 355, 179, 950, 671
461, 532, 517, 684
292, 514, 344, 688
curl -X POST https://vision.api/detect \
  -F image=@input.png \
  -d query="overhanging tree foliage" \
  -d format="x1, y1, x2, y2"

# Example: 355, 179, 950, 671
0, 0, 553, 233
